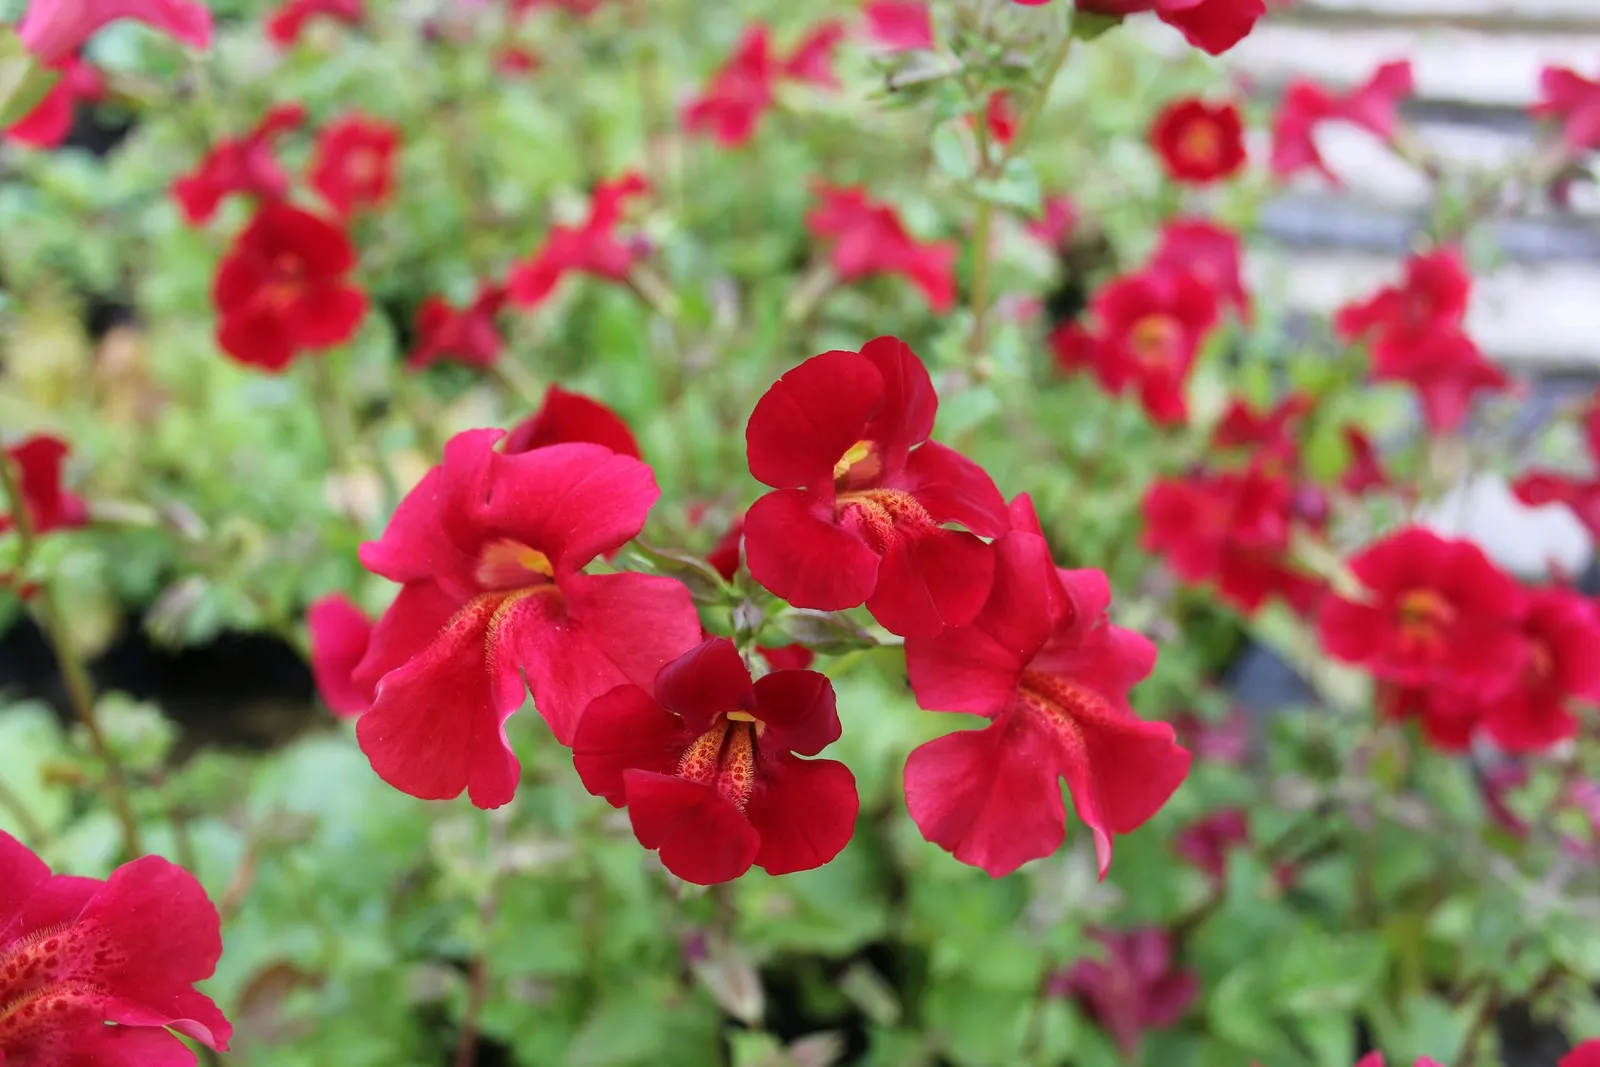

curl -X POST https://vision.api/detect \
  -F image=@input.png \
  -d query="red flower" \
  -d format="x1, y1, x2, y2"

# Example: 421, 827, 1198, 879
1317, 526, 1527, 698
1027, 195, 1078, 246
1373, 327, 1508, 435
781, 19, 845, 88
266, 0, 364, 48
1210, 394, 1310, 457
502, 384, 642, 458
682, 26, 775, 146
1271, 61, 1413, 182
1066, 267, 1219, 425
0, 831, 230, 1062
1053, 927, 1197, 1057
806, 183, 957, 311
983, 90, 1017, 147
4, 57, 104, 149
307, 593, 375, 718
507, 172, 650, 307
1171, 707, 1250, 765
863, 1, 934, 51
571, 637, 857, 884
904, 497, 1188, 877
2, 435, 88, 535
17, 0, 210, 63
1562, 1041, 1600, 1067
172, 103, 305, 226
353, 429, 700, 805
1076, 0, 1266, 55
406, 283, 507, 371
309, 113, 400, 217
743, 337, 1007, 638
1340, 427, 1388, 495
212, 202, 368, 371
1532, 66, 1600, 153
1379, 683, 1482, 752
1150, 98, 1246, 184
1141, 466, 1323, 615
1478, 588, 1600, 753
1174, 807, 1248, 884
1515, 471, 1600, 541
1151, 218, 1251, 322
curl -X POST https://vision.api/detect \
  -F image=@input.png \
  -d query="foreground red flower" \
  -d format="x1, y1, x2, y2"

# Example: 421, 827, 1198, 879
1061, 267, 1219, 425
4, 57, 103, 148
1533, 66, 1600, 153
2, 435, 88, 535
503, 385, 641, 458
265, 0, 364, 48
743, 337, 1007, 638
1052, 927, 1197, 1058
1271, 60, 1413, 182
1076, 0, 1266, 55
904, 497, 1188, 877
863, 1, 934, 51
507, 172, 651, 307
806, 183, 957, 311
0, 831, 231, 1064
572, 638, 858, 884
17, 0, 211, 63
1141, 465, 1323, 615
1150, 98, 1246, 184
406, 283, 507, 371
308, 593, 375, 718
1563, 1040, 1600, 1067
1151, 218, 1251, 322
213, 202, 367, 371
353, 429, 700, 806
172, 103, 305, 226
1318, 526, 1527, 698
309, 113, 400, 217
682, 25, 775, 146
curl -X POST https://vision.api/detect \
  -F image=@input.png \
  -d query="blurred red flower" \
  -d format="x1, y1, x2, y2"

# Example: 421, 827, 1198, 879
682, 25, 776, 146
307, 593, 375, 718
863, 1, 934, 51
266, 0, 364, 48
1271, 60, 1413, 182
1340, 427, 1389, 495
1053, 926, 1197, 1057
781, 19, 846, 88
503, 384, 642, 458
1077, 0, 1266, 55
1532, 66, 1600, 152
806, 183, 958, 311
1150, 98, 1246, 184
1210, 394, 1311, 458
406, 283, 508, 371
212, 202, 368, 371
1561, 1041, 1600, 1067
4, 56, 103, 148
353, 430, 700, 805
743, 337, 1007, 638
310, 113, 400, 217
1174, 807, 1249, 884
17, 0, 210, 63
572, 637, 857, 884
172, 103, 305, 226
1027, 195, 1078, 246
1318, 526, 1527, 698
983, 90, 1017, 147
1478, 587, 1600, 752
904, 496, 1189, 877
507, 172, 651, 306
1, 435, 88, 535
1151, 218, 1251, 322
0, 831, 231, 1062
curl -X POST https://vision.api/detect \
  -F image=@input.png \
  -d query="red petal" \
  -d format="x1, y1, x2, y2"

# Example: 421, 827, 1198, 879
896, 441, 1008, 537
743, 488, 880, 610
43, 1025, 200, 1067
351, 579, 461, 694
866, 526, 994, 638
359, 460, 484, 600
858, 336, 937, 471
1158, 0, 1265, 55
904, 710, 1067, 877
747, 753, 858, 875
653, 637, 756, 728
503, 385, 642, 458
623, 770, 760, 884
0, 831, 51, 930
518, 571, 702, 744
1056, 706, 1191, 877
217, 309, 297, 371
307, 594, 375, 717
571, 684, 693, 805
292, 284, 368, 348
356, 594, 524, 807
751, 669, 839, 756
745, 349, 884, 489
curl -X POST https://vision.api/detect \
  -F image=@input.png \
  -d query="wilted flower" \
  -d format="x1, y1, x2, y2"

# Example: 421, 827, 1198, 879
1053, 926, 1197, 1057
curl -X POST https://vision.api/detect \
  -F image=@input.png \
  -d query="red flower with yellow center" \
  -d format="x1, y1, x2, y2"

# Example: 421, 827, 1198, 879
572, 638, 858, 884
902, 496, 1189, 878
351, 428, 702, 808
0, 832, 230, 1066
1150, 99, 1246, 185
742, 337, 1008, 638
309, 112, 399, 217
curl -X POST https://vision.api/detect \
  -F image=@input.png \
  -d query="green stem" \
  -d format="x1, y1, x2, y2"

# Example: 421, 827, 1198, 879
0, 451, 143, 857
308, 355, 355, 474
0, 774, 44, 846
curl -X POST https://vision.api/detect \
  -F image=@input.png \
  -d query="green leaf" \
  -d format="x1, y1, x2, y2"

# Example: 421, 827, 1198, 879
1275, 929, 1387, 1015
0, 27, 61, 129
0, 704, 71, 840
931, 124, 976, 183
1069, 11, 1124, 41
974, 157, 1043, 216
